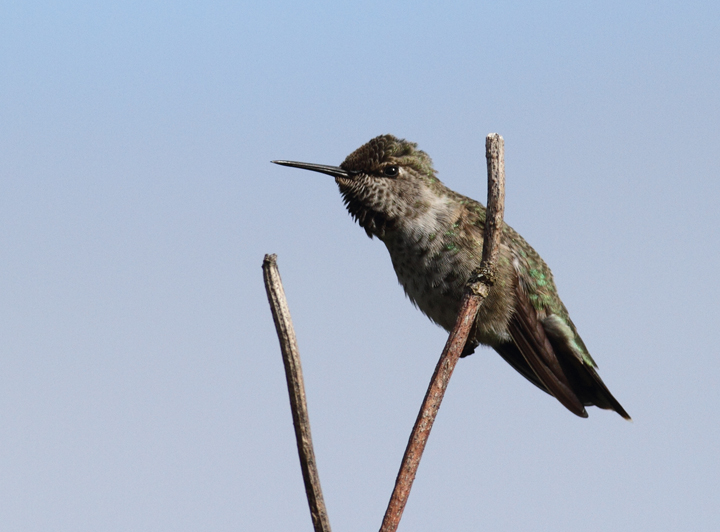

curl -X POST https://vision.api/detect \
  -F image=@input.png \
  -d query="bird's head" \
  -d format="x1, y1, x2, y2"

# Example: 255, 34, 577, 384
274, 134, 445, 238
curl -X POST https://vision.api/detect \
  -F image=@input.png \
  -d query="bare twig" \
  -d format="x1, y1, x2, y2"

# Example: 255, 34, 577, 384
471, 133, 506, 290
379, 133, 506, 532
263, 254, 332, 532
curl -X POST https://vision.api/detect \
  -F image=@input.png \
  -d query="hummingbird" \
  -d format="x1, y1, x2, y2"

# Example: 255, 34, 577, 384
273, 134, 630, 420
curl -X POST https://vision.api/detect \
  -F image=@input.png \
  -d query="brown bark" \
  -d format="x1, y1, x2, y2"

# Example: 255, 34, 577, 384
379, 134, 506, 532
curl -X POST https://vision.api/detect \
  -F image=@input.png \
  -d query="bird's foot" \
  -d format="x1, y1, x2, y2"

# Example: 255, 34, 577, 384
460, 339, 479, 358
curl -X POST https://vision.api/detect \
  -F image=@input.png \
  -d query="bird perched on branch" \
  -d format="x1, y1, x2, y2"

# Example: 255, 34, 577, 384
274, 134, 630, 420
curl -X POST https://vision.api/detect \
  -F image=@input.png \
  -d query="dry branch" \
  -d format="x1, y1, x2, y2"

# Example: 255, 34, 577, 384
263, 254, 332, 532
378, 133, 506, 532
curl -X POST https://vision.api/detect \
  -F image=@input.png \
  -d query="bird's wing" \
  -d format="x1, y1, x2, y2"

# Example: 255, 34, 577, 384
508, 275, 588, 418
542, 314, 632, 420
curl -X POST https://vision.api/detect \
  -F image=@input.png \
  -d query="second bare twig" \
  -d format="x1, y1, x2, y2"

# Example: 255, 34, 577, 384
263, 254, 332, 532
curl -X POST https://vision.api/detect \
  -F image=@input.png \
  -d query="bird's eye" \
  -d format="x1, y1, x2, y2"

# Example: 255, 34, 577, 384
383, 165, 399, 177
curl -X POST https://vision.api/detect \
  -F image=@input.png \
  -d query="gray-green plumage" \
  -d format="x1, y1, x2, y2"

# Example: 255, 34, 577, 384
273, 134, 630, 419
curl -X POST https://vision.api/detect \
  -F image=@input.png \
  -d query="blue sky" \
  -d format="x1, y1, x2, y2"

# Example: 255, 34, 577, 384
1, 1, 719, 530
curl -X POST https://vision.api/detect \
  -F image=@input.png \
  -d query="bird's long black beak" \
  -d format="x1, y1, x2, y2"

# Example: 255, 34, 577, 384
272, 160, 357, 179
